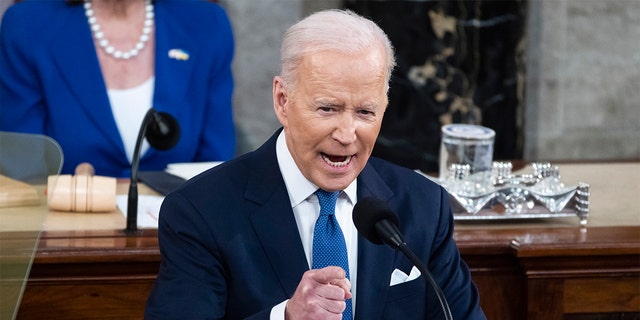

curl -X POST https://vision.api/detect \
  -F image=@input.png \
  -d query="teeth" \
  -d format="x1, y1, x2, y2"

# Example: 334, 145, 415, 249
322, 154, 352, 167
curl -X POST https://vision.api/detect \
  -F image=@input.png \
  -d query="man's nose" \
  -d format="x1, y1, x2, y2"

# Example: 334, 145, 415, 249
332, 113, 357, 145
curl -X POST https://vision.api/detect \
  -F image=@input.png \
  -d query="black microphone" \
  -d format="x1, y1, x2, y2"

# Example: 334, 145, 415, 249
353, 197, 453, 320
125, 108, 180, 235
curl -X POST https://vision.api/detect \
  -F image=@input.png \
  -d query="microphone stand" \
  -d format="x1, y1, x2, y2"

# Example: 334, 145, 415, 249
125, 108, 180, 235
396, 243, 453, 320
125, 111, 152, 235
375, 221, 453, 320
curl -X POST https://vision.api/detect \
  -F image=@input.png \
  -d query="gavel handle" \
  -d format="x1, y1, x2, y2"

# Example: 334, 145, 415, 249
74, 162, 95, 176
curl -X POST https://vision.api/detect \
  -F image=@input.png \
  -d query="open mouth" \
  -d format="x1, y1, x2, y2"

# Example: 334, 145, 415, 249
321, 153, 352, 167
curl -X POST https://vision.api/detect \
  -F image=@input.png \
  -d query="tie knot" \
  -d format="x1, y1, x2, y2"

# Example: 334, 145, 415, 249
315, 189, 340, 216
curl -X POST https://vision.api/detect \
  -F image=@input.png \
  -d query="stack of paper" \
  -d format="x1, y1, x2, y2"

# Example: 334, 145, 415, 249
164, 161, 222, 180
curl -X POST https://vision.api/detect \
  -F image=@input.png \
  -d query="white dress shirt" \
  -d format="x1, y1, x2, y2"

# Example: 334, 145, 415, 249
270, 131, 359, 319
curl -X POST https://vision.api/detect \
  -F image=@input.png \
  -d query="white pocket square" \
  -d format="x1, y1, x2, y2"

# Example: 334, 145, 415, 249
389, 266, 422, 286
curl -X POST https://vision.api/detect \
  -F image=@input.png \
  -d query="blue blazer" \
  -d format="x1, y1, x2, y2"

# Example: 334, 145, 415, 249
0, 0, 236, 177
146, 130, 486, 320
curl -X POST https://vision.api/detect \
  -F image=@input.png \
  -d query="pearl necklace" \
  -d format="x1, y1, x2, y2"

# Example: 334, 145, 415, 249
84, 0, 154, 60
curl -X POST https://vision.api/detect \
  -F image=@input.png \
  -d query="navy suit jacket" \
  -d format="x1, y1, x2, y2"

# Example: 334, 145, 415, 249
0, 0, 236, 177
146, 130, 486, 320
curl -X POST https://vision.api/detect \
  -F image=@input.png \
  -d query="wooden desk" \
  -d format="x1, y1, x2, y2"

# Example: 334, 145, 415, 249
457, 226, 640, 320
16, 163, 640, 320
17, 229, 159, 320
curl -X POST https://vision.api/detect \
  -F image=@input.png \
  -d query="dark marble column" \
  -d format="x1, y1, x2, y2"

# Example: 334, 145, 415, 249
345, 0, 526, 173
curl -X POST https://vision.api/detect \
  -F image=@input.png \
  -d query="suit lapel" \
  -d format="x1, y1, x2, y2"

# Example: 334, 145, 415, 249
250, 191, 310, 297
143, 4, 198, 160
246, 132, 310, 297
354, 164, 397, 319
50, 7, 124, 152
151, 5, 196, 116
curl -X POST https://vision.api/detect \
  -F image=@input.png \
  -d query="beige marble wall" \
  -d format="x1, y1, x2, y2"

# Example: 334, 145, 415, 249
523, 0, 640, 161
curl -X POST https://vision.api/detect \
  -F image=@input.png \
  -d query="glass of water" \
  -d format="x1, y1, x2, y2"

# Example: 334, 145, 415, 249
439, 124, 495, 182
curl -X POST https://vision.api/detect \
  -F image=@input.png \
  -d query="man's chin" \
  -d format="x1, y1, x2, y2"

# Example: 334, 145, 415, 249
315, 171, 359, 191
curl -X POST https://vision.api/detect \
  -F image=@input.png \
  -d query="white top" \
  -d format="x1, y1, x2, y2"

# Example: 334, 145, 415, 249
270, 131, 358, 319
107, 77, 155, 163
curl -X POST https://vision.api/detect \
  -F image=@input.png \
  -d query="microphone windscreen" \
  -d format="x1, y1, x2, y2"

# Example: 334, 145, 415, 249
352, 197, 400, 245
146, 111, 180, 150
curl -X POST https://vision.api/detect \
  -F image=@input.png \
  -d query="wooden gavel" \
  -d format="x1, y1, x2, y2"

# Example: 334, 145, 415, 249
47, 163, 116, 212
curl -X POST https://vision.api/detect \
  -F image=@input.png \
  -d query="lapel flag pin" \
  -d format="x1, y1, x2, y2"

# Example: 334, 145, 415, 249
168, 49, 189, 61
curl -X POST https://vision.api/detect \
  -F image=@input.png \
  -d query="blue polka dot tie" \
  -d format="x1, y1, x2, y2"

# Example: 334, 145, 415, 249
312, 189, 353, 320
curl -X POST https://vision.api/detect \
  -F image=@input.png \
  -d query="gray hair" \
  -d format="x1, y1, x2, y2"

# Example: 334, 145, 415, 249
279, 9, 396, 91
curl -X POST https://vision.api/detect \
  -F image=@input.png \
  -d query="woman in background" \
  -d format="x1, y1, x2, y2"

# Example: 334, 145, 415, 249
0, 0, 236, 177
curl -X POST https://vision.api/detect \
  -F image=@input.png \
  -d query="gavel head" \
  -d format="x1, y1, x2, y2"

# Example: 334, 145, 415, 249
47, 163, 116, 212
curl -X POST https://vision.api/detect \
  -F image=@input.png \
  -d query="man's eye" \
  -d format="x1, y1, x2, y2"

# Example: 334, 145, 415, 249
319, 106, 334, 112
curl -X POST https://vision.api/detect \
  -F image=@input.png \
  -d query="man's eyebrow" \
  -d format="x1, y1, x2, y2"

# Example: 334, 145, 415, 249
315, 100, 341, 107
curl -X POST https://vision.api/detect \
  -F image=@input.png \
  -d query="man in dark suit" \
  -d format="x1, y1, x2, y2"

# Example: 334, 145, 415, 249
145, 9, 486, 320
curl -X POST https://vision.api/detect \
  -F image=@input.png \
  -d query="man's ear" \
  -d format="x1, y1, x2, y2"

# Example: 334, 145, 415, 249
273, 76, 288, 126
